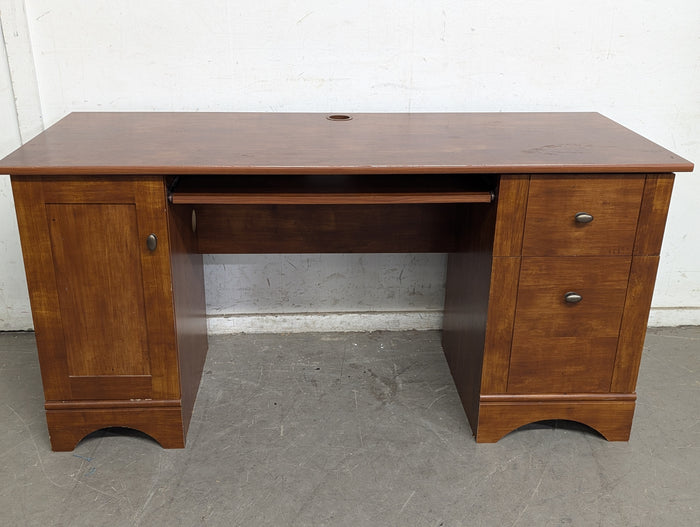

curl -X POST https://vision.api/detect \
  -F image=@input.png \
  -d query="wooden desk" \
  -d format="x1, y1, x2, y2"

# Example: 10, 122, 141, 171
0, 112, 693, 451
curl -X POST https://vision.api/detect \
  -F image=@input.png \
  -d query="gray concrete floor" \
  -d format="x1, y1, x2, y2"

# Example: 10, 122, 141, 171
0, 328, 698, 526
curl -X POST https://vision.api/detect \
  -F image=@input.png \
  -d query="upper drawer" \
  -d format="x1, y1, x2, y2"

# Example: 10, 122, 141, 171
521, 175, 645, 256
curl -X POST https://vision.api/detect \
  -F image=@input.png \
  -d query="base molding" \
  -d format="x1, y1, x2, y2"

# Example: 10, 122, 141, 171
45, 406, 186, 451
474, 397, 636, 443
479, 392, 637, 403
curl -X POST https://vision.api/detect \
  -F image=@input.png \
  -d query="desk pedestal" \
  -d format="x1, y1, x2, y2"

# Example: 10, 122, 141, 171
443, 174, 672, 442
11, 176, 208, 451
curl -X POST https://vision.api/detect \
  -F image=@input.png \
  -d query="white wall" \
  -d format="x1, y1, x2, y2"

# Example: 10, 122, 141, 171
0, 19, 31, 330
0, 0, 698, 331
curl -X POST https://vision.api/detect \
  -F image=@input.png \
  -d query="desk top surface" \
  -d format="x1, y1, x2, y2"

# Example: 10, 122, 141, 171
0, 112, 693, 176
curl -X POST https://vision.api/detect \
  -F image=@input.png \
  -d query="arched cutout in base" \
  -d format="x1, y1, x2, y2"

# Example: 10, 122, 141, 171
76, 427, 164, 449
506, 419, 607, 441
45, 406, 187, 451
475, 399, 636, 443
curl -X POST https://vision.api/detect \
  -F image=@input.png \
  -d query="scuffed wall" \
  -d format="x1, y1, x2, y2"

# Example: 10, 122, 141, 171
0, 1, 698, 330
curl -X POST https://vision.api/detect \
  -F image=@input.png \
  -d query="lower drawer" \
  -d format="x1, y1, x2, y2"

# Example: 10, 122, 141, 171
507, 256, 631, 393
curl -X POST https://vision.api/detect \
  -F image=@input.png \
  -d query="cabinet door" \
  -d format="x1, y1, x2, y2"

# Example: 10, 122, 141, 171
12, 176, 179, 402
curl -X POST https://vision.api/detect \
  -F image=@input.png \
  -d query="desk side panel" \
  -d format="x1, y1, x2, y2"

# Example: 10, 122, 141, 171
167, 198, 208, 437
442, 201, 497, 429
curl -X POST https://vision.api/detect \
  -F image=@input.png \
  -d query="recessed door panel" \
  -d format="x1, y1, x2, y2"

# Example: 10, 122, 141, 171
47, 203, 151, 378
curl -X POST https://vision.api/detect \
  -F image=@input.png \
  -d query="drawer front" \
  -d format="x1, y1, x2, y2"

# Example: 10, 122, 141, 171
507, 256, 631, 393
522, 175, 645, 256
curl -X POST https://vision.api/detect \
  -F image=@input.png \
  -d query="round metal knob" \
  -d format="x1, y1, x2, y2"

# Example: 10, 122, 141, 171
564, 292, 582, 304
574, 212, 594, 224
146, 233, 158, 251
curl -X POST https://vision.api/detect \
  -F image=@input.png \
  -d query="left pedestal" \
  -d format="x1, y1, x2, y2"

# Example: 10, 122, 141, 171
11, 175, 208, 451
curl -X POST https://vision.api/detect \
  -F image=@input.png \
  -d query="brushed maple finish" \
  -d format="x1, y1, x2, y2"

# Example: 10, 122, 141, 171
478, 175, 531, 395
0, 113, 692, 175
46, 203, 151, 379
512, 257, 632, 339
10, 176, 203, 450
521, 175, 646, 256
480, 393, 637, 403
45, 407, 186, 452
166, 200, 208, 437
11, 177, 177, 403
478, 257, 522, 393
68, 375, 152, 401
633, 174, 675, 256
508, 256, 632, 393
472, 173, 680, 442
170, 174, 494, 205
3, 113, 693, 450
195, 204, 463, 254
173, 192, 493, 204
476, 400, 636, 443
612, 174, 675, 393
442, 202, 497, 427
491, 175, 530, 257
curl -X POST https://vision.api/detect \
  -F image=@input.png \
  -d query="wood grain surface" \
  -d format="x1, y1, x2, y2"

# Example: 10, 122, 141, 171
521, 175, 646, 256
6, 113, 691, 449
0, 112, 693, 175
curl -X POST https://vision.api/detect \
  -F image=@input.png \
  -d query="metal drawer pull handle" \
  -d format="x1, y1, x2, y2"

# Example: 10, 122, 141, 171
574, 212, 594, 223
146, 233, 158, 251
564, 292, 582, 303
